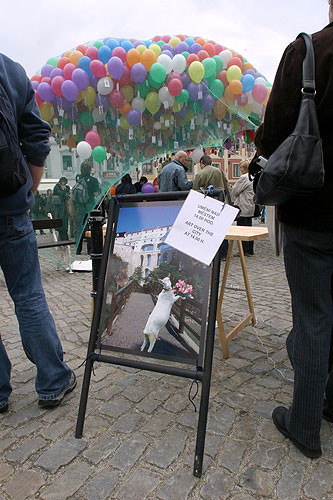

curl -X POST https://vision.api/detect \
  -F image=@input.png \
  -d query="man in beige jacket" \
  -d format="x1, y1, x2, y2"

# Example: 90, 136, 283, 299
193, 154, 224, 190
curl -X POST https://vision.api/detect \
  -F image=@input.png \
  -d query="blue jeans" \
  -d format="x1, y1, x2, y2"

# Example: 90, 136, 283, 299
0, 212, 71, 408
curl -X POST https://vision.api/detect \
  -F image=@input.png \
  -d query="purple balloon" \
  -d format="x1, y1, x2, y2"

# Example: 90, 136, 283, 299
133, 40, 145, 48
89, 75, 99, 91
182, 73, 191, 89
41, 64, 54, 78
31, 80, 39, 90
187, 82, 203, 101
56, 96, 72, 112
37, 82, 55, 102
161, 43, 173, 53
176, 104, 188, 119
162, 50, 173, 59
175, 42, 189, 54
126, 109, 141, 127
66, 106, 80, 121
107, 56, 125, 80
96, 93, 110, 111
244, 69, 256, 77
202, 94, 215, 112
189, 43, 201, 54
131, 63, 147, 83
141, 182, 155, 193
72, 68, 89, 90
61, 80, 78, 102
50, 68, 64, 80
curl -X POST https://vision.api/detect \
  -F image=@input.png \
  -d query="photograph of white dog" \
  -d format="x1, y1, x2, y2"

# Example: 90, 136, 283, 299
141, 275, 185, 353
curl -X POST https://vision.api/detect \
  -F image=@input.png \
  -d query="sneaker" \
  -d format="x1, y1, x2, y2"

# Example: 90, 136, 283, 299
0, 401, 9, 413
272, 406, 322, 459
38, 372, 77, 409
323, 400, 333, 423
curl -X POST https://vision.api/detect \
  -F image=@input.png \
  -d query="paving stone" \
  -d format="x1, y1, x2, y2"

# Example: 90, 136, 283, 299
0, 438, 16, 454
136, 397, 161, 414
109, 412, 143, 433
6, 436, 47, 464
141, 410, 174, 435
116, 468, 161, 500
254, 400, 278, 419
2, 405, 46, 428
214, 390, 255, 410
80, 469, 119, 500
204, 433, 225, 459
207, 407, 236, 435
40, 419, 73, 440
218, 439, 247, 473
13, 420, 42, 438
200, 472, 235, 499
122, 384, 150, 402
3, 470, 44, 500
116, 375, 140, 387
40, 462, 92, 500
99, 396, 132, 418
277, 463, 305, 500
109, 432, 150, 473
83, 435, 120, 464
163, 392, 191, 413
145, 428, 187, 468
0, 461, 14, 482
303, 463, 333, 500
80, 414, 111, 439
156, 469, 197, 499
177, 411, 199, 429
34, 437, 86, 473
240, 468, 275, 497
229, 494, 256, 500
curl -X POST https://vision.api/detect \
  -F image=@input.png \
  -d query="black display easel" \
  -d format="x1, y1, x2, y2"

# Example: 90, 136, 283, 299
75, 190, 223, 477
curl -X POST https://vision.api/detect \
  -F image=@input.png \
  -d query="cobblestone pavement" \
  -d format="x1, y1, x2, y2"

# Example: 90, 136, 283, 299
1, 233, 333, 500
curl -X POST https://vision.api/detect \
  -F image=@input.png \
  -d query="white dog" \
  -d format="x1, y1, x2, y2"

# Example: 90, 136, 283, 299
141, 275, 182, 353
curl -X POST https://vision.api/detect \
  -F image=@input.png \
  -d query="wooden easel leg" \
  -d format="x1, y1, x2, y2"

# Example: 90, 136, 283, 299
237, 241, 256, 326
216, 241, 234, 359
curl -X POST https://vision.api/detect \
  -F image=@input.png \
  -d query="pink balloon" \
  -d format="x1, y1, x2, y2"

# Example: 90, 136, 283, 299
63, 63, 76, 80
90, 60, 106, 78
85, 130, 101, 149
51, 76, 65, 97
252, 83, 267, 103
119, 66, 131, 86
109, 89, 125, 109
166, 72, 182, 85
111, 47, 126, 62
85, 47, 99, 60
168, 78, 183, 97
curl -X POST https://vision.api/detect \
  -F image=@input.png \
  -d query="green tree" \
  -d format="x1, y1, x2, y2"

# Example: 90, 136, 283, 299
129, 266, 143, 283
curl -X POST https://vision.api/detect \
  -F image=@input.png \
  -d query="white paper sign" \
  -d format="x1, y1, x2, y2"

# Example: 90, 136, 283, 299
165, 190, 239, 266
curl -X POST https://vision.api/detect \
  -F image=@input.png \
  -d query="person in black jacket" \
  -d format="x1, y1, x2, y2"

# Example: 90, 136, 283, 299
254, 6, 333, 458
116, 174, 136, 195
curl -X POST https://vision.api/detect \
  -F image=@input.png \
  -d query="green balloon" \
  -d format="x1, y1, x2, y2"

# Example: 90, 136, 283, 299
189, 101, 202, 113
150, 63, 166, 84
157, 40, 165, 47
62, 117, 71, 129
176, 89, 190, 103
80, 112, 94, 126
181, 51, 190, 59
47, 57, 58, 68
213, 55, 223, 73
202, 58, 216, 79
148, 73, 162, 90
209, 79, 224, 98
136, 82, 150, 99
93, 40, 104, 48
92, 145, 106, 163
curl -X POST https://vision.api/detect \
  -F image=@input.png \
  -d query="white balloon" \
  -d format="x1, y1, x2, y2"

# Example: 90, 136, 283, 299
157, 54, 173, 74
219, 49, 233, 69
132, 97, 146, 112
92, 107, 106, 123
158, 87, 174, 106
191, 148, 204, 164
76, 141, 92, 159
172, 54, 186, 74
97, 77, 114, 95
254, 77, 267, 85
153, 121, 161, 130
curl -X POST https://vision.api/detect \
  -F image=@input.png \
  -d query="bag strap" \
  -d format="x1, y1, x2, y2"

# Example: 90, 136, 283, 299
299, 32, 316, 95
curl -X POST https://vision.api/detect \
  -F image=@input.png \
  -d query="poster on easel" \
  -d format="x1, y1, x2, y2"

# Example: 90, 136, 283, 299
97, 199, 210, 367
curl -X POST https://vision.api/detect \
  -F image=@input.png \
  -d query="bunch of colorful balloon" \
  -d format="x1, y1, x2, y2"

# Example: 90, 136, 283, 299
31, 35, 271, 161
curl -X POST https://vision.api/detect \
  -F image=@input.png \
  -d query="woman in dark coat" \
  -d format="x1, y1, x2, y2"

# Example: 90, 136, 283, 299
116, 174, 136, 195
52, 177, 70, 241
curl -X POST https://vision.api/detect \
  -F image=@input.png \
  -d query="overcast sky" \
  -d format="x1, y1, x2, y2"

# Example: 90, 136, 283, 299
1, 0, 329, 84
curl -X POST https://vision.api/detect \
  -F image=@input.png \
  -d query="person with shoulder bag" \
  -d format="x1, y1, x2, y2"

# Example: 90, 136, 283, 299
253, 9, 333, 459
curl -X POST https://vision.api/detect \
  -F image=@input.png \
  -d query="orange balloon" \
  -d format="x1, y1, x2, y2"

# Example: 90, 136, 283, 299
63, 50, 72, 58
126, 48, 141, 67
229, 79, 243, 95
213, 100, 227, 120
242, 62, 254, 73
263, 86, 272, 106
195, 37, 206, 46
119, 102, 131, 116
224, 85, 236, 104
66, 138, 77, 148
141, 49, 157, 71
69, 50, 83, 66
109, 185, 116, 196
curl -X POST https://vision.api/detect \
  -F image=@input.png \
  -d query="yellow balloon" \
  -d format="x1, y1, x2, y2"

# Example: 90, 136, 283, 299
189, 61, 204, 83
227, 65, 242, 82
136, 44, 146, 55
63, 50, 72, 58
213, 100, 227, 120
145, 91, 160, 115
169, 37, 181, 49
120, 115, 130, 130
172, 101, 184, 113
76, 89, 84, 103
122, 85, 134, 102
83, 86, 96, 107
40, 102, 52, 122
149, 43, 161, 57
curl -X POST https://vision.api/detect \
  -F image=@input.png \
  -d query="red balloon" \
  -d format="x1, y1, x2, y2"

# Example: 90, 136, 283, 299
234, 54, 244, 65
85, 47, 99, 60
90, 60, 106, 78
197, 50, 209, 61
31, 74, 42, 82
34, 90, 42, 107
109, 89, 125, 109
63, 63, 76, 80
168, 78, 183, 97
162, 35, 171, 43
41, 77, 51, 84
186, 54, 199, 67
202, 43, 215, 57
119, 66, 131, 86
227, 57, 242, 69
217, 70, 228, 88
76, 44, 87, 55
57, 57, 70, 69
112, 47, 127, 62
166, 72, 182, 85
51, 76, 65, 97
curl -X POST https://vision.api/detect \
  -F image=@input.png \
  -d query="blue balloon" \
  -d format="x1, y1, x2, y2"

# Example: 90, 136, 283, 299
184, 38, 195, 47
98, 45, 112, 64
106, 38, 119, 51
121, 40, 134, 52
241, 74, 255, 93
78, 56, 92, 76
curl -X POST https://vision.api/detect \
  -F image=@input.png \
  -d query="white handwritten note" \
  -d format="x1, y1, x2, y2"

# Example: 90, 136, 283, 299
165, 190, 239, 266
